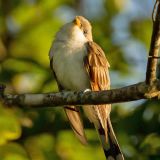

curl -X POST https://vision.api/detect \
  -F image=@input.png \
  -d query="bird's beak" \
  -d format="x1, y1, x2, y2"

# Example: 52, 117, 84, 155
73, 17, 81, 27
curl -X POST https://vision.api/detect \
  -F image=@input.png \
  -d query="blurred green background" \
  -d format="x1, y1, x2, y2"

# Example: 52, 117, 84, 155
0, 0, 160, 159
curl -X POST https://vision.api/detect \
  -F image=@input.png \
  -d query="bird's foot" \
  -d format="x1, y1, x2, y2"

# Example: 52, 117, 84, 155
83, 88, 91, 93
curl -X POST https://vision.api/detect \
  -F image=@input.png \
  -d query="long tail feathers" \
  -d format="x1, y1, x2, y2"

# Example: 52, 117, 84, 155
64, 106, 87, 145
98, 118, 124, 160
64, 105, 124, 159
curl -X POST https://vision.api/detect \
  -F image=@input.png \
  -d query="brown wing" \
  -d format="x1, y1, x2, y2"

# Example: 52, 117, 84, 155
84, 42, 124, 159
84, 41, 110, 90
84, 41, 111, 134
50, 57, 87, 144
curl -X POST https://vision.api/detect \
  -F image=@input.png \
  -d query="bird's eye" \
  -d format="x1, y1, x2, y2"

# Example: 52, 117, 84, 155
83, 30, 88, 35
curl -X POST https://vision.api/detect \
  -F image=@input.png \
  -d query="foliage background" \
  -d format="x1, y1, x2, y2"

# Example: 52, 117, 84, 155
0, 0, 160, 159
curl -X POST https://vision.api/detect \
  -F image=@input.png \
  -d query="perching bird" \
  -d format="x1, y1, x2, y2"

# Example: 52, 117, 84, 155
49, 16, 124, 160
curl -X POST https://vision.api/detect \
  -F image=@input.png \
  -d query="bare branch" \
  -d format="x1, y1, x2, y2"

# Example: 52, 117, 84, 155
1, 1, 160, 109
146, 0, 160, 85
1, 81, 160, 108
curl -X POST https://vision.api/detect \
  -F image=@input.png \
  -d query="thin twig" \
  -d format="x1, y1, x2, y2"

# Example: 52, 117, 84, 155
146, 0, 160, 84
152, 0, 159, 22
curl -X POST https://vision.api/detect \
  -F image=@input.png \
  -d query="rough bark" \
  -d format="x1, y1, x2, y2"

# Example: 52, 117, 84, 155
146, 0, 160, 84
0, 81, 160, 108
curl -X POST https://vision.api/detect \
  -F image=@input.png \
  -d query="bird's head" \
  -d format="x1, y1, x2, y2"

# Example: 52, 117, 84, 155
55, 16, 93, 42
73, 16, 93, 41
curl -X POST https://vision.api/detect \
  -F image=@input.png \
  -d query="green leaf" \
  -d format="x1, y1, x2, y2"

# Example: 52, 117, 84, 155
0, 104, 21, 145
57, 130, 105, 160
140, 133, 160, 154
0, 142, 29, 160
24, 133, 59, 160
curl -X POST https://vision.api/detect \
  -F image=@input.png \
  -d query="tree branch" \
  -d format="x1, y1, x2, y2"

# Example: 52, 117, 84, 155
0, 1, 160, 109
1, 81, 160, 108
146, 0, 160, 85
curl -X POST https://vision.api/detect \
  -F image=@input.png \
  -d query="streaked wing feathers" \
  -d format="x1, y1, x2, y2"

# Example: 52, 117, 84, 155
84, 41, 111, 137
84, 41, 110, 91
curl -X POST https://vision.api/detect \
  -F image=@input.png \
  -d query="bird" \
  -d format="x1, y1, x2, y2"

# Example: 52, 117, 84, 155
49, 16, 124, 160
